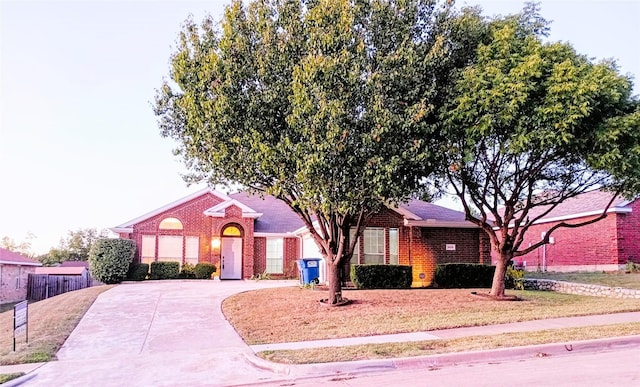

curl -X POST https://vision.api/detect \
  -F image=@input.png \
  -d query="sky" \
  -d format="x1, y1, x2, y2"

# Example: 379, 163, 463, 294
1, 0, 639, 255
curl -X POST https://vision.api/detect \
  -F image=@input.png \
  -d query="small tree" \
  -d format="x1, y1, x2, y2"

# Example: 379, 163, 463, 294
437, 5, 640, 297
89, 239, 135, 284
155, 0, 484, 304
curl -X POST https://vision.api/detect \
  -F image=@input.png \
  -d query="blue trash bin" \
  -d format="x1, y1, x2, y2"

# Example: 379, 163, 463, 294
297, 258, 321, 284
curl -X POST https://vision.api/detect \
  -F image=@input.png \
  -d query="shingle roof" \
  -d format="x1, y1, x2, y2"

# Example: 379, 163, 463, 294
229, 192, 306, 233
36, 266, 87, 275
510, 189, 631, 223
398, 200, 467, 222
0, 247, 41, 266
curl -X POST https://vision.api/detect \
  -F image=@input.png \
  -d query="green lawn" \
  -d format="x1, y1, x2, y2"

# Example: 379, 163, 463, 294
525, 271, 640, 289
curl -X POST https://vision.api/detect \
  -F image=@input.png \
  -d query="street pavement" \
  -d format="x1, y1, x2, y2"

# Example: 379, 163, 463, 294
2, 280, 639, 386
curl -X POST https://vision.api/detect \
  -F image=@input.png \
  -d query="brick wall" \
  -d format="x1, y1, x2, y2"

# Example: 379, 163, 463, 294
503, 214, 621, 271
616, 200, 640, 264
253, 236, 300, 278
0, 265, 36, 304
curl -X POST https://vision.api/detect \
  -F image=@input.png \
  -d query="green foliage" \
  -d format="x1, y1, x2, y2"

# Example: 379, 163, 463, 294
625, 260, 640, 273
505, 267, 525, 290
350, 265, 412, 289
194, 262, 217, 279
127, 263, 149, 281
149, 261, 180, 280
179, 262, 196, 279
1, 232, 36, 258
154, 0, 486, 303
434, 264, 495, 288
251, 271, 272, 281
40, 228, 110, 266
88, 239, 135, 284
0, 373, 25, 384
436, 3, 640, 296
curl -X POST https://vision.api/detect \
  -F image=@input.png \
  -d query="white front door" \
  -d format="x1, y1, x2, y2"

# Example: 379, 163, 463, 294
221, 237, 242, 279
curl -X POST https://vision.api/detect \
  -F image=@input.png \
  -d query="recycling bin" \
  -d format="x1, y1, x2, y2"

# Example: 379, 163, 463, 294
297, 258, 321, 284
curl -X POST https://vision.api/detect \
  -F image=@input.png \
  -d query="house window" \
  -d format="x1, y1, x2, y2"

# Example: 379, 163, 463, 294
389, 228, 399, 265
141, 235, 156, 265
185, 236, 199, 266
222, 225, 242, 236
349, 228, 359, 264
15, 266, 21, 289
363, 228, 385, 264
266, 238, 283, 273
159, 217, 183, 230
158, 235, 183, 266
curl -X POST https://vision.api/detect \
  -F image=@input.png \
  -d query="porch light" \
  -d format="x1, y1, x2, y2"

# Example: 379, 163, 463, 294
212, 238, 221, 249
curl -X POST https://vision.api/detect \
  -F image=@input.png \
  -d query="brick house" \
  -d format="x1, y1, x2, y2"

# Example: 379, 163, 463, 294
498, 190, 640, 272
0, 247, 41, 305
112, 189, 489, 286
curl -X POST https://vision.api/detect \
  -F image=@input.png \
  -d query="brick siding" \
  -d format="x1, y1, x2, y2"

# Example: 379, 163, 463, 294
1, 265, 36, 304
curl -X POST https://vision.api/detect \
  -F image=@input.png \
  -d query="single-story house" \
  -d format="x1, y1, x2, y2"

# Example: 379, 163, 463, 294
0, 247, 41, 304
112, 189, 490, 286
498, 189, 640, 272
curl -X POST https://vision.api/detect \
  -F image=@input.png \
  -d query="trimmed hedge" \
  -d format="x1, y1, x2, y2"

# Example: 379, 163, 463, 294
89, 239, 136, 284
179, 263, 196, 279
194, 262, 216, 279
434, 263, 495, 288
149, 261, 180, 280
127, 263, 149, 281
350, 264, 412, 289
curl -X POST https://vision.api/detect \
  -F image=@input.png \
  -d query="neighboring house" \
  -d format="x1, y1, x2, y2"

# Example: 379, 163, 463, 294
498, 189, 640, 272
0, 247, 41, 304
112, 189, 490, 286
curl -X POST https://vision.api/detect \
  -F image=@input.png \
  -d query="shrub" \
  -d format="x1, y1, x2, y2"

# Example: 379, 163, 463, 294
505, 266, 525, 290
434, 264, 495, 288
194, 262, 216, 279
127, 263, 149, 281
89, 239, 136, 284
350, 265, 412, 289
179, 262, 196, 279
149, 261, 180, 280
625, 260, 640, 273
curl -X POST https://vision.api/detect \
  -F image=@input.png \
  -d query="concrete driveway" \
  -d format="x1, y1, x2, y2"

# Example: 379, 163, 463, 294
24, 280, 298, 386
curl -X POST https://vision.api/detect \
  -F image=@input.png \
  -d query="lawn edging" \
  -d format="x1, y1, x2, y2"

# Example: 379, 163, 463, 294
523, 279, 640, 299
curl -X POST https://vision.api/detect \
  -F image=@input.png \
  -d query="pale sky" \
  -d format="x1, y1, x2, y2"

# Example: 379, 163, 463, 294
1, 0, 639, 254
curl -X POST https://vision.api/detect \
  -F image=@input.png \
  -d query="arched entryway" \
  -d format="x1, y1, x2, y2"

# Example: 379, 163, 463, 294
220, 224, 243, 279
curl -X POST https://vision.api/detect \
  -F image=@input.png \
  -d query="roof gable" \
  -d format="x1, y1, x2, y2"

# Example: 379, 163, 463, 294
203, 199, 263, 218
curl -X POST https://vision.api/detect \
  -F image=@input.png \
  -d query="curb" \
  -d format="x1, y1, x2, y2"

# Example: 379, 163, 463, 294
243, 335, 640, 381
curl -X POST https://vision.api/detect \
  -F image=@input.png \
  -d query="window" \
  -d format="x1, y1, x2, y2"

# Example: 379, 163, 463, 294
185, 236, 199, 265
349, 227, 359, 264
158, 235, 183, 266
389, 228, 399, 265
159, 217, 183, 230
141, 235, 156, 265
222, 225, 241, 236
266, 238, 283, 273
15, 267, 21, 289
363, 228, 385, 264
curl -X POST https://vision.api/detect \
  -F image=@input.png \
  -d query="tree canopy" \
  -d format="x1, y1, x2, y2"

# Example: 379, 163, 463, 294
155, 0, 484, 303
437, 5, 640, 297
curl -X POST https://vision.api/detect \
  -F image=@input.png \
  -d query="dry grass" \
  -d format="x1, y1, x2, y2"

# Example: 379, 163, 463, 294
526, 272, 640, 289
0, 285, 114, 365
222, 287, 640, 345
258, 322, 640, 364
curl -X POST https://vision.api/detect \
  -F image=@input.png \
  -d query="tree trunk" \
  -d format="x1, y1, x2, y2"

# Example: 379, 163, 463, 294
489, 252, 511, 297
326, 260, 344, 305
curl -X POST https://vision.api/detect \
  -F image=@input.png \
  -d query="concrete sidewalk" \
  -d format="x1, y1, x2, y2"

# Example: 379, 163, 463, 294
2, 281, 639, 386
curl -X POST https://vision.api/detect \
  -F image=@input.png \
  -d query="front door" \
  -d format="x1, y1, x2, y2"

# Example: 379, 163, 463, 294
221, 237, 242, 279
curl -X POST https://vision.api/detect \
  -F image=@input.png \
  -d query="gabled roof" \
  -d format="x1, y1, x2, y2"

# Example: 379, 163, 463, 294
397, 200, 478, 228
229, 192, 306, 233
0, 247, 42, 266
203, 199, 263, 218
112, 188, 232, 233
506, 189, 632, 225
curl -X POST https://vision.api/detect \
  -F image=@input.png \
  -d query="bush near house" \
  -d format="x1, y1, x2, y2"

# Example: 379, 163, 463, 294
127, 263, 149, 281
179, 263, 196, 279
350, 265, 412, 289
89, 239, 135, 284
194, 262, 216, 279
149, 261, 180, 280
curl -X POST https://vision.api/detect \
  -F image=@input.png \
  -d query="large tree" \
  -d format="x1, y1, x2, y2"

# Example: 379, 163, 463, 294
438, 5, 640, 297
42, 228, 110, 266
155, 0, 483, 304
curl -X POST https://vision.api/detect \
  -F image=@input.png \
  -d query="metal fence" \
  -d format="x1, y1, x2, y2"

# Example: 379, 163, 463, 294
27, 272, 93, 301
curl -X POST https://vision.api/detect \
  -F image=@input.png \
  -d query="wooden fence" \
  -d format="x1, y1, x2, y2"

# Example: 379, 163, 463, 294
27, 273, 93, 302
